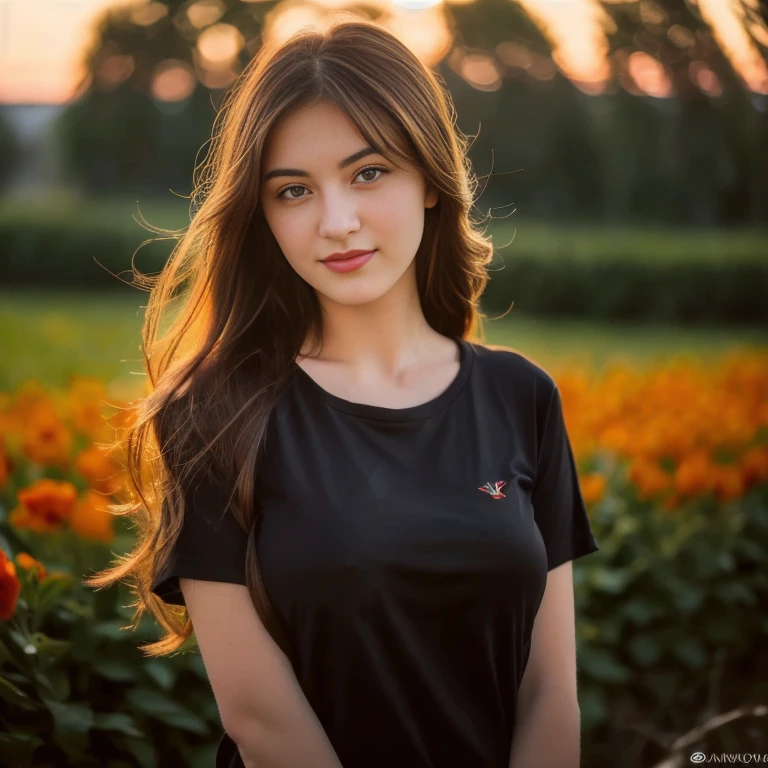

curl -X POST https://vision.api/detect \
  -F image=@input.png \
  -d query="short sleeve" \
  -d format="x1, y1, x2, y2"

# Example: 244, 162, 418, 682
150, 467, 250, 606
531, 379, 599, 571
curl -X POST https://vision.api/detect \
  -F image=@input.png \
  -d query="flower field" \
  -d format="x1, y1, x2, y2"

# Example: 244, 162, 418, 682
1, 348, 767, 766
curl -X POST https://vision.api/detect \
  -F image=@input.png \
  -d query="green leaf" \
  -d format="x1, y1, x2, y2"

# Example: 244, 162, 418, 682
705, 617, 739, 644
0, 636, 20, 667
0, 731, 44, 765
589, 567, 633, 594
117, 736, 157, 768
39, 667, 70, 700
734, 537, 765, 562
42, 696, 95, 734
91, 619, 130, 640
578, 646, 631, 683
670, 581, 705, 614
25, 632, 71, 667
126, 688, 209, 734
577, 684, 607, 732
92, 584, 119, 620
58, 597, 93, 619
144, 659, 177, 691
628, 633, 662, 666
622, 598, 665, 626
92, 712, 144, 738
160, 710, 209, 735
714, 582, 757, 606
716, 551, 736, 572
672, 636, 709, 668
39, 571, 77, 595
93, 658, 136, 682
188, 742, 220, 768
36, 573, 77, 613
186, 651, 207, 681
0, 674, 35, 708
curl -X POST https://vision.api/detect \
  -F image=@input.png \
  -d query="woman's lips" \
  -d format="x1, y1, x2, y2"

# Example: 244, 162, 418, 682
322, 250, 376, 273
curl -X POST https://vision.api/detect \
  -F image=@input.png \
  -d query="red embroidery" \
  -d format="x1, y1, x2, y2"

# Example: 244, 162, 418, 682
478, 480, 507, 499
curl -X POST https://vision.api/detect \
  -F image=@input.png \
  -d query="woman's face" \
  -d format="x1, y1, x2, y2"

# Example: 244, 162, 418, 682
259, 100, 437, 307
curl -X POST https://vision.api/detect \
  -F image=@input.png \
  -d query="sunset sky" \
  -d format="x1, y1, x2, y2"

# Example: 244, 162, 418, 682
0, 0, 766, 105
0, 0, 126, 104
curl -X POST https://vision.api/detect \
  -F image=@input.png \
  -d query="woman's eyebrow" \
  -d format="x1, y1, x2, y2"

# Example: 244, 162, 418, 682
262, 146, 380, 182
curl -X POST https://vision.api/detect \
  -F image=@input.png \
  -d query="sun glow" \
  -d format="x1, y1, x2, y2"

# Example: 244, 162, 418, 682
0, 0, 765, 104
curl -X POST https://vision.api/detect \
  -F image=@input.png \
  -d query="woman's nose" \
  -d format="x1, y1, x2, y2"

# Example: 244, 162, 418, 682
318, 189, 361, 239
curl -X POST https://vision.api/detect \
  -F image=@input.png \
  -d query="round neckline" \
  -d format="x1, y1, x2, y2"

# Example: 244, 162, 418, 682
291, 336, 474, 421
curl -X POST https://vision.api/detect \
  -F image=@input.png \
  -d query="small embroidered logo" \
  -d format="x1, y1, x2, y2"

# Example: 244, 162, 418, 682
478, 480, 507, 499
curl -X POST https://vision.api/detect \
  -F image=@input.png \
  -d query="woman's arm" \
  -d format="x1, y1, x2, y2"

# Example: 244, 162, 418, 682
233, 712, 343, 768
508, 686, 581, 768
508, 561, 582, 768
180, 579, 343, 768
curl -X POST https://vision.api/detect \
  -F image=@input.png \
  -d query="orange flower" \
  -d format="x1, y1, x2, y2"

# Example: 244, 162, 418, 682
598, 424, 632, 456
21, 402, 73, 467
674, 450, 715, 497
758, 399, 768, 428
69, 490, 115, 543
0, 549, 22, 621
75, 444, 125, 495
0, 436, 12, 489
740, 444, 768, 488
9, 479, 78, 533
579, 472, 607, 505
5, 381, 48, 420
661, 490, 684, 511
69, 378, 109, 440
629, 457, 673, 501
15, 552, 47, 581
712, 464, 745, 501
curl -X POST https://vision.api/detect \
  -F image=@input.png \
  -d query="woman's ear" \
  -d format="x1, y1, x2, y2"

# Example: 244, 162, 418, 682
425, 185, 438, 209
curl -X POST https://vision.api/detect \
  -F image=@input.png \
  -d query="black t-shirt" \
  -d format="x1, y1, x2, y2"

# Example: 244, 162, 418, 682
151, 337, 600, 768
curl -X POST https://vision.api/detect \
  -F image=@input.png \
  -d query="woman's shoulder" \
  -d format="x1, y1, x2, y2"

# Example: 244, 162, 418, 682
466, 339, 557, 392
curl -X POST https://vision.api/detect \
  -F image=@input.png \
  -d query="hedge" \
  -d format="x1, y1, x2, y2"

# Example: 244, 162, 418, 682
1, 198, 765, 325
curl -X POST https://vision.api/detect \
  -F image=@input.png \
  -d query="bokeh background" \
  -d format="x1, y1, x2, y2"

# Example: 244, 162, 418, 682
0, 1, 767, 767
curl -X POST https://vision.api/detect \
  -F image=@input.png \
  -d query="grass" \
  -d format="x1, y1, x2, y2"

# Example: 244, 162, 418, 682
1, 289, 765, 397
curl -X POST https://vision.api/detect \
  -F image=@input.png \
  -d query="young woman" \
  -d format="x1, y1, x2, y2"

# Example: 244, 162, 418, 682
88, 19, 599, 768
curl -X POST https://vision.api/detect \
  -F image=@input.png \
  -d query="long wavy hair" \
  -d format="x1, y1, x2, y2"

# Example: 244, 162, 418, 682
84, 19, 498, 659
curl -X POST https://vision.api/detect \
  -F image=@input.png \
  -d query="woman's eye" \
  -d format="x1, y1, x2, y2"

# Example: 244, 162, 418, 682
280, 185, 306, 200
356, 166, 386, 183
276, 166, 388, 200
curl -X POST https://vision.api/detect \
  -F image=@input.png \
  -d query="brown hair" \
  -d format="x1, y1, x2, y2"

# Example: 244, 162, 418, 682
84, 19, 496, 658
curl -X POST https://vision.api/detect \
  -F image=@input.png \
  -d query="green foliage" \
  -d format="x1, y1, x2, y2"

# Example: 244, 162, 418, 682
575, 480, 768, 765
482, 222, 768, 325
53, 87, 216, 198
51, 0, 768, 226
0, 112, 21, 192
0, 197, 765, 325
0, 196, 180, 292
0, 520, 220, 768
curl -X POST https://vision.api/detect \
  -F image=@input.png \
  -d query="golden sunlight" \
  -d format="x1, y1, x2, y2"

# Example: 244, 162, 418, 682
697, 0, 768, 94
261, 0, 451, 69
196, 23, 245, 70
513, 0, 615, 94
151, 59, 198, 102
0, 0, 766, 104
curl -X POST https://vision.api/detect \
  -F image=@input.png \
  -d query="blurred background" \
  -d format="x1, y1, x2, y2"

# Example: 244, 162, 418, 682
1, 0, 767, 393
0, 1, 767, 767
